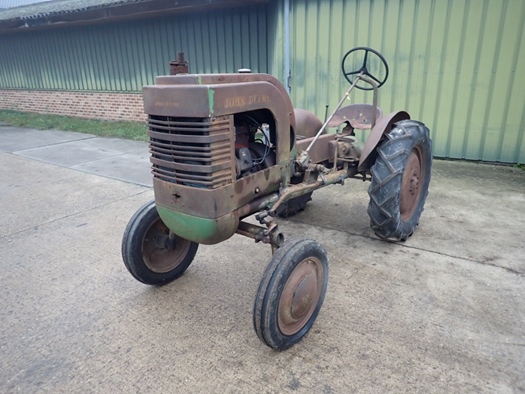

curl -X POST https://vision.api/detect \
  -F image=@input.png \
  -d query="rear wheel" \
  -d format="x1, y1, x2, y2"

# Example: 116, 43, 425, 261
367, 120, 432, 241
254, 238, 329, 350
122, 201, 199, 285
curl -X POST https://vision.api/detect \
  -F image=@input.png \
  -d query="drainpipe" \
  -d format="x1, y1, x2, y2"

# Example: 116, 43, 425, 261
284, 0, 291, 93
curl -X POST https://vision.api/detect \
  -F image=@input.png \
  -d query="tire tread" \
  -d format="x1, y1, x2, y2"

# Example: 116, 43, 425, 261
367, 120, 432, 241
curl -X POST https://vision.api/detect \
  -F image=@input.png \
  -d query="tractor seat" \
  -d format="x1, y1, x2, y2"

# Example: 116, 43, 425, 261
327, 104, 382, 130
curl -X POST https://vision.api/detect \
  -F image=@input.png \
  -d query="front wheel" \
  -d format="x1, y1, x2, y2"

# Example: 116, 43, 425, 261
122, 201, 199, 285
253, 238, 329, 350
367, 120, 432, 241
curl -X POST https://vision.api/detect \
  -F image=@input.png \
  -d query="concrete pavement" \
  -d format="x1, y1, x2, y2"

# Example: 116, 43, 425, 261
0, 126, 152, 187
1, 125, 524, 393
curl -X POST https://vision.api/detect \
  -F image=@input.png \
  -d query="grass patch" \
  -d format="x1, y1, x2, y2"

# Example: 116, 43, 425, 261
0, 110, 148, 141
514, 163, 525, 170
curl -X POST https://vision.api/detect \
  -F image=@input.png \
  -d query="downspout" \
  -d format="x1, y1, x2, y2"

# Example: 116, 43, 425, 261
284, 0, 291, 93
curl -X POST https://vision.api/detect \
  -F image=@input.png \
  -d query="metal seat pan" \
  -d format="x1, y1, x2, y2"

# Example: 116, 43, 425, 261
327, 104, 382, 129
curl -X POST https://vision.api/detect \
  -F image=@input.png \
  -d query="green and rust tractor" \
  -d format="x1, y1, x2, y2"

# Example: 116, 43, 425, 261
122, 47, 432, 350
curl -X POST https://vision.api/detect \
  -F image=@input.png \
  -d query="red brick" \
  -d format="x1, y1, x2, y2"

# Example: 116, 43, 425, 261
0, 89, 146, 122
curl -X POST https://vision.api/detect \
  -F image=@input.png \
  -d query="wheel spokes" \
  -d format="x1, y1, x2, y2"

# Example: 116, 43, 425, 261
362, 49, 369, 70
366, 72, 382, 84
341, 46, 389, 90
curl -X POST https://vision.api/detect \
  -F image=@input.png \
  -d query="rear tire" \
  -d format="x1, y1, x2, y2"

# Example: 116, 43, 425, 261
367, 120, 432, 241
122, 201, 199, 285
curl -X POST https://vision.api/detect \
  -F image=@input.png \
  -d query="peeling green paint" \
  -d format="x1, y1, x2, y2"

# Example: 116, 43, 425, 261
155, 205, 237, 245
157, 206, 218, 242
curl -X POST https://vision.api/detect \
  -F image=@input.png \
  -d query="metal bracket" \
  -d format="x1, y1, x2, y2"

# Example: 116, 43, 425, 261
236, 215, 285, 254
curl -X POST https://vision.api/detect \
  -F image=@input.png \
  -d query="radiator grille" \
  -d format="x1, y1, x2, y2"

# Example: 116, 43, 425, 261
147, 115, 234, 188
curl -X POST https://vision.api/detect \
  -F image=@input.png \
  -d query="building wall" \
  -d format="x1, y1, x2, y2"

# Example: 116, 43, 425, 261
281, 0, 525, 163
0, 89, 145, 122
1, 0, 524, 163
0, 5, 269, 91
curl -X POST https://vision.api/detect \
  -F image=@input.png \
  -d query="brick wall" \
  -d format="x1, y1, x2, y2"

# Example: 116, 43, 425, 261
0, 90, 146, 122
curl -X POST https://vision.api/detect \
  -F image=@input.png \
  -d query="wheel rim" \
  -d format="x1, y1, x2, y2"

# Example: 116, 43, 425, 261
400, 145, 425, 221
141, 218, 191, 273
278, 257, 324, 336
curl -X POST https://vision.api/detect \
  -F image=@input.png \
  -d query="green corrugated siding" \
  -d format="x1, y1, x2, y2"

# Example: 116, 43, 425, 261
267, 0, 286, 84
283, 0, 525, 163
0, 5, 268, 92
2, 0, 524, 163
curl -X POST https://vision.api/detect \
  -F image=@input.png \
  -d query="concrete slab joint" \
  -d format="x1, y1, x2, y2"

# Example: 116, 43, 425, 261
0, 126, 524, 393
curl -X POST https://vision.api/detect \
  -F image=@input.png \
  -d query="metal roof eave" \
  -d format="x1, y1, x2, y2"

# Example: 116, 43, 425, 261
0, 0, 271, 32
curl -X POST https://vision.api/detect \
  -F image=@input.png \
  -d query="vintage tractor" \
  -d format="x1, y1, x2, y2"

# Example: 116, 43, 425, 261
122, 47, 432, 350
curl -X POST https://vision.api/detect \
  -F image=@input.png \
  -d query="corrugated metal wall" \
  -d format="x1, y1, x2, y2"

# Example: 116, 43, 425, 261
0, 5, 268, 92
1, 0, 524, 163
267, 0, 286, 85
284, 0, 525, 163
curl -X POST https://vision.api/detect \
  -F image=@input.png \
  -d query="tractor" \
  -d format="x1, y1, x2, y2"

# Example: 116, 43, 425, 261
121, 47, 432, 350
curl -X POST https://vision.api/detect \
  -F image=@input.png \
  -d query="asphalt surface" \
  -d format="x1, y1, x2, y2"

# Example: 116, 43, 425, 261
1, 125, 524, 393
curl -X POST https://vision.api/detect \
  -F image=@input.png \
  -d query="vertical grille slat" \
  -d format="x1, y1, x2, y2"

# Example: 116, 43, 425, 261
147, 115, 234, 188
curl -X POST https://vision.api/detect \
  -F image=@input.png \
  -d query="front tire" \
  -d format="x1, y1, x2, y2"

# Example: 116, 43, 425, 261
122, 201, 199, 285
253, 238, 329, 350
367, 120, 432, 241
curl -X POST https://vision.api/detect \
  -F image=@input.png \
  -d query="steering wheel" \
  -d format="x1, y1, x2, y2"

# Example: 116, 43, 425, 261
341, 47, 389, 90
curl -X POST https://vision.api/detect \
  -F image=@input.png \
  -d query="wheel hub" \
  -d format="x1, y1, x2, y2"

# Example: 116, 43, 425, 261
142, 220, 190, 273
278, 258, 323, 336
291, 274, 316, 319
409, 175, 419, 194
400, 146, 424, 221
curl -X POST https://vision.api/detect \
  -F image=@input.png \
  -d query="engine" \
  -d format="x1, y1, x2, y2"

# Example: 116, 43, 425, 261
234, 113, 276, 179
